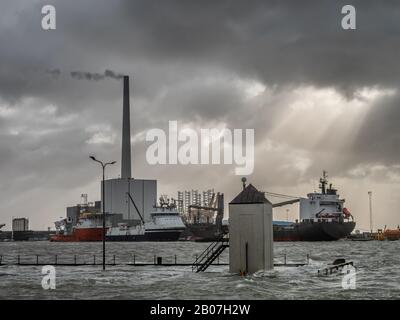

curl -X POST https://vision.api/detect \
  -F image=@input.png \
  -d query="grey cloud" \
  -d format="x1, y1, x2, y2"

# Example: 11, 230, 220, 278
354, 92, 400, 164
1, 0, 400, 229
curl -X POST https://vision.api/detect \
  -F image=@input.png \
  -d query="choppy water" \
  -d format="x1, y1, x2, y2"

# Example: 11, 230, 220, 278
0, 241, 399, 299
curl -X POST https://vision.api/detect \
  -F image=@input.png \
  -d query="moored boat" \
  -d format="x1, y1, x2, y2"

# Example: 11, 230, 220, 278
50, 213, 108, 242
106, 197, 186, 241
271, 171, 356, 241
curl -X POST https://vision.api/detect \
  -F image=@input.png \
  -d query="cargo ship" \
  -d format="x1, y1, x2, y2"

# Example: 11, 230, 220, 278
271, 171, 356, 241
106, 198, 186, 241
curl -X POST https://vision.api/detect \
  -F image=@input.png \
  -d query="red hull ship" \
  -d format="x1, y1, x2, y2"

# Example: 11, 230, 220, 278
50, 227, 106, 242
50, 212, 107, 242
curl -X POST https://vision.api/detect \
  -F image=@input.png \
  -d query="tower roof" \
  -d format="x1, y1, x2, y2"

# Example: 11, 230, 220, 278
230, 184, 271, 204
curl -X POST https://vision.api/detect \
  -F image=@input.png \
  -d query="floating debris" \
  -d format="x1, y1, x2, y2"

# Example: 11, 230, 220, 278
318, 258, 355, 276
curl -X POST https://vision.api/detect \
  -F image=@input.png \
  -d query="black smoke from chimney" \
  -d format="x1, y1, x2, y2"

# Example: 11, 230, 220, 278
70, 69, 124, 81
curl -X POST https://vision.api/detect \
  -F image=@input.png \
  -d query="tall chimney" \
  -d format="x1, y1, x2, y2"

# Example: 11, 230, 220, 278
121, 75, 132, 179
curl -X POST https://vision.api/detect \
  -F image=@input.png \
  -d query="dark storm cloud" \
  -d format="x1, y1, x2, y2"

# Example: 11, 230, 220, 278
114, 0, 400, 95
4, 0, 400, 100
1, 0, 400, 228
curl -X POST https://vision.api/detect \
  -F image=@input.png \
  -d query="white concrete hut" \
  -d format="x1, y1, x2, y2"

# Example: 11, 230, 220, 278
229, 183, 274, 274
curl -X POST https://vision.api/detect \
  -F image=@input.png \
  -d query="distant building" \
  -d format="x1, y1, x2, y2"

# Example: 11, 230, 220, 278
12, 218, 29, 232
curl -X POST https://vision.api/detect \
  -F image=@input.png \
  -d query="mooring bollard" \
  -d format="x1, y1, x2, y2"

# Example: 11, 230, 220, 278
157, 257, 162, 265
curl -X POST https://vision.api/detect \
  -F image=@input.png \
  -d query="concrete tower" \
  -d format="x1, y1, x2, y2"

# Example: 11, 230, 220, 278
121, 75, 131, 179
103, 75, 157, 222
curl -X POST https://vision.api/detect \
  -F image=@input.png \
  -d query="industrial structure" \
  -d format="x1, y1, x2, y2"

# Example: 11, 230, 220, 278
177, 189, 226, 241
102, 76, 157, 223
12, 218, 29, 232
177, 189, 215, 216
50, 75, 188, 242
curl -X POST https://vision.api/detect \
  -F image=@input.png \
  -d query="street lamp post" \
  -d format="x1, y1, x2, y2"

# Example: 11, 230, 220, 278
90, 156, 116, 271
368, 191, 373, 234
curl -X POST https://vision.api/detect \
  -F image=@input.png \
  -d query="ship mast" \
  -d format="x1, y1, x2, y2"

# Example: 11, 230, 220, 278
319, 170, 328, 194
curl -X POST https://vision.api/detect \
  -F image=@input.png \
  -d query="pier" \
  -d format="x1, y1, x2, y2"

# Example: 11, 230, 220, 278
0, 253, 308, 268
0, 254, 226, 267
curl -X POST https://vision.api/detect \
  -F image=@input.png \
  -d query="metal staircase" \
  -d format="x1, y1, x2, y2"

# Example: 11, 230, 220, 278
192, 235, 229, 272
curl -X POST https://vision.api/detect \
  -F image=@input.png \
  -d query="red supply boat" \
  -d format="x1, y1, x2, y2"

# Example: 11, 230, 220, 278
50, 212, 107, 242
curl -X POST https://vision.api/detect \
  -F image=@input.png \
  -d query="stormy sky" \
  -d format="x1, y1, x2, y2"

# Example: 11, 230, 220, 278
1, 0, 399, 230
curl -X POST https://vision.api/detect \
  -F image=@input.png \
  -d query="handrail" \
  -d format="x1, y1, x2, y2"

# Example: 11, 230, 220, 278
194, 235, 225, 264
192, 234, 229, 271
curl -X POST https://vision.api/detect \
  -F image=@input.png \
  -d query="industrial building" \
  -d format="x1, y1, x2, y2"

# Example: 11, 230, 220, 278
12, 218, 29, 232
102, 76, 157, 223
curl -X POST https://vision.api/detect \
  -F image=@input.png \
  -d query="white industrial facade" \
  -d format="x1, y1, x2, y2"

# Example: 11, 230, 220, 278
103, 178, 157, 222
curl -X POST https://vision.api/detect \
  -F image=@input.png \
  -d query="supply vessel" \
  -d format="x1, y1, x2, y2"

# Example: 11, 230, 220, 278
51, 197, 186, 242
106, 197, 186, 241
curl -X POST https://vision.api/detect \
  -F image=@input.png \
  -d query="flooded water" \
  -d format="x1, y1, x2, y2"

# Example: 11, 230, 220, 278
0, 241, 399, 299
